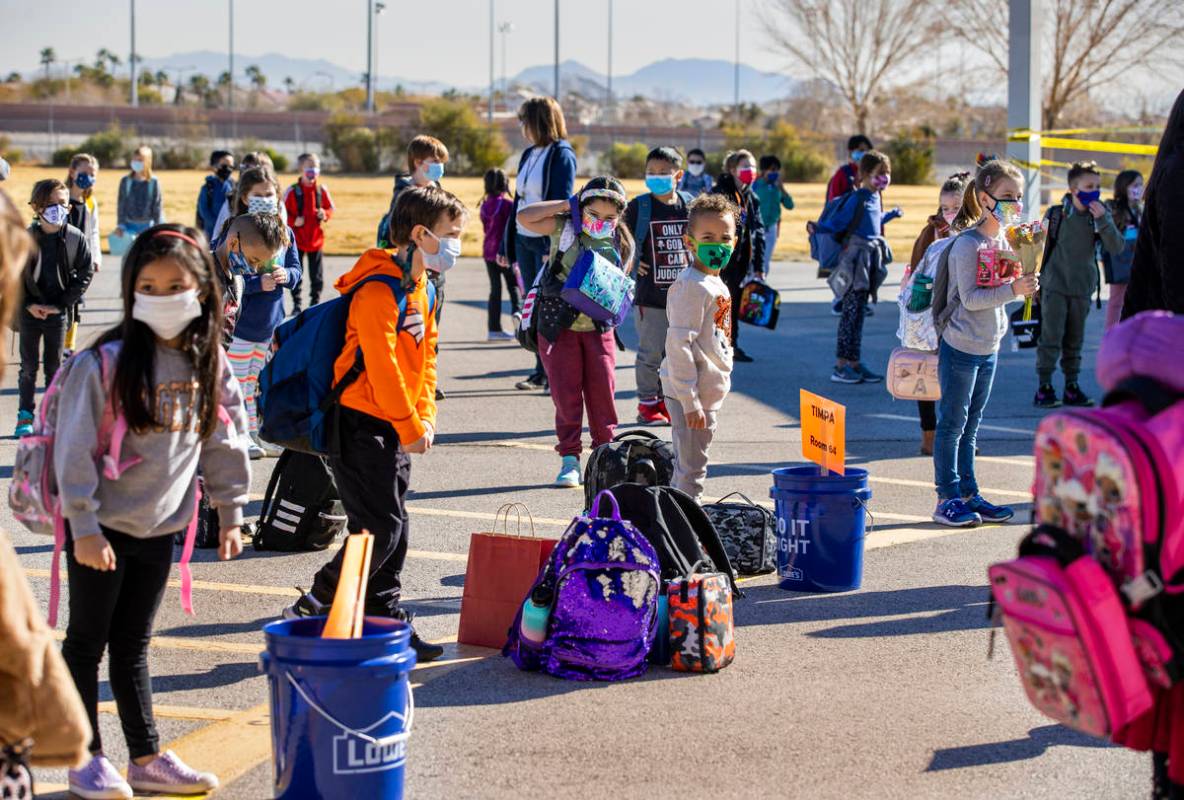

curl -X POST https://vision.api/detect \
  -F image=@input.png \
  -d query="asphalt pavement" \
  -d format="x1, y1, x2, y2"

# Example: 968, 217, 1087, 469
3, 251, 1150, 799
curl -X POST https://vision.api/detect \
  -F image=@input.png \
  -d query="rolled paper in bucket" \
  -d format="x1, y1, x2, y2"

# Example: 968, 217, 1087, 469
323, 532, 374, 640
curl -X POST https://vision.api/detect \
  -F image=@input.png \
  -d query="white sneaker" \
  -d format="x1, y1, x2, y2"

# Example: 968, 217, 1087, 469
252, 434, 284, 458
487, 330, 515, 341
248, 443, 265, 460
68, 754, 133, 800
127, 750, 219, 794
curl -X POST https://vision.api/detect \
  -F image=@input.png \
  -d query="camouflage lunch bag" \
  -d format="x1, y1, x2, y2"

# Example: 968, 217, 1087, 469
701, 492, 776, 576
668, 560, 736, 673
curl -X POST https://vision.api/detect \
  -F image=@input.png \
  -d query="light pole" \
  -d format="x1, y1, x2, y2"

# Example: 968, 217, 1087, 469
365, 0, 374, 112
606, 0, 612, 113
733, 0, 740, 115
228, 0, 235, 113
499, 21, 514, 107
553, 0, 559, 100
130, 0, 138, 106
488, 0, 495, 123
170, 65, 196, 105
374, 2, 385, 109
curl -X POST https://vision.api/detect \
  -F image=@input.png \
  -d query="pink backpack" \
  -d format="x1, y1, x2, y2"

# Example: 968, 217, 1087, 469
7, 343, 207, 627
989, 528, 1153, 737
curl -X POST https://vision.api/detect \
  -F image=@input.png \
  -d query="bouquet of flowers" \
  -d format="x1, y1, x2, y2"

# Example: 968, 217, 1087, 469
1005, 220, 1047, 321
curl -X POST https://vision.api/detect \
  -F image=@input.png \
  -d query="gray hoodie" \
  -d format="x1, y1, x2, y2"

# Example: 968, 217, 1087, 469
941, 228, 1018, 356
54, 343, 252, 539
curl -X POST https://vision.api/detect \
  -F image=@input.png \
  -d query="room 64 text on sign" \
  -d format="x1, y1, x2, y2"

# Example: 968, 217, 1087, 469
799, 389, 846, 476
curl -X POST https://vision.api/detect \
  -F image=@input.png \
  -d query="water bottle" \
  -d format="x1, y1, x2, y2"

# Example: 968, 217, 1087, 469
519, 584, 553, 646
648, 592, 672, 665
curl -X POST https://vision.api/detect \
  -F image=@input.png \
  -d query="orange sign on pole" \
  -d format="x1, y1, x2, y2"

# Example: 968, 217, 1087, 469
799, 389, 846, 476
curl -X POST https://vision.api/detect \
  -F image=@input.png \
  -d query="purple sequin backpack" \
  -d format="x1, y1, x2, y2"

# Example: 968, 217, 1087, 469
503, 490, 661, 681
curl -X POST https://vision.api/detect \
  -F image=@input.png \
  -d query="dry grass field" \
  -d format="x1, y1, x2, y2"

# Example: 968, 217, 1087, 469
3, 167, 941, 261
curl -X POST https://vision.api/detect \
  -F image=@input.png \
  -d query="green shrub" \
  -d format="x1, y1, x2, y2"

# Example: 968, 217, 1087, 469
716, 121, 829, 182
0, 134, 21, 164
156, 143, 205, 169
604, 142, 648, 179
884, 131, 935, 185
51, 124, 133, 167
324, 113, 379, 172
237, 138, 289, 172
417, 98, 510, 176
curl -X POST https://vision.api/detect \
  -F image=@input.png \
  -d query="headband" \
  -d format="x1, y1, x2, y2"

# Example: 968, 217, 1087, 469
154, 230, 201, 248
580, 187, 627, 207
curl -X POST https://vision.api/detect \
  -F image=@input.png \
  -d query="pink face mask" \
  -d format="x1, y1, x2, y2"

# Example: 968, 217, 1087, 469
582, 214, 617, 240
737, 166, 757, 185
872, 173, 891, 191
1129, 184, 1143, 202
942, 210, 958, 225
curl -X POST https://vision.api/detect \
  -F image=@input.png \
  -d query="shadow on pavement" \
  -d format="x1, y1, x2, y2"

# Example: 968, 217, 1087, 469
102, 661, 260, 696
409, 483, 556, 501
926, 724, 1115, 771
435, 429, 554, 445
159, 615, 279, 638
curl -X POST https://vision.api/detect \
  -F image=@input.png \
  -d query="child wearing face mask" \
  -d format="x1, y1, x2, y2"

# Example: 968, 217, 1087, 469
517, 176, 636, 487
905, 171, 974, 455
1033, 160, 1125, 408
752, 154, 796, 275
284, 186, 463, 666
15, 179, 94, 438
661, 193, 740, 500
54, 224, 249, 799
827, 134, 874, 202
711, 149, 766, 362
196, 150, 235, 242
930, 158, 1039, 527
825, 150, 902, 385
64, 153, 103, 356
214, 208, 300, 459
378, 135, 449, 249
677, 147, 714, 197
1102, 169, 1143, 331
283, 152, 334, 312
114, 145, 163, 240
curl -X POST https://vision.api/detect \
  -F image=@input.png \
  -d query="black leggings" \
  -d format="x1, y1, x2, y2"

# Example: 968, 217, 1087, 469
836, 289, 869, 362
918, 400, 937, 432
61, 527, 175, 759
485, 259, 522, 332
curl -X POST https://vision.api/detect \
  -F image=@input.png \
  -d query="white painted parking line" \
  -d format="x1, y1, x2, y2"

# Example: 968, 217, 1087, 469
865, 413, 1037, 436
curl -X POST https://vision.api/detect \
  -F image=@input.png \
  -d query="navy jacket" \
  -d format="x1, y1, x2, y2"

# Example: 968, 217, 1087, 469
212, 225, 302, 343
197, 175, 233, 242
501, 139, 578, 263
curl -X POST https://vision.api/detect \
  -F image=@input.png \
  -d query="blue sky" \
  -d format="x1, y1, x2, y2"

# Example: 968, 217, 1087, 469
1, 0, 781, 87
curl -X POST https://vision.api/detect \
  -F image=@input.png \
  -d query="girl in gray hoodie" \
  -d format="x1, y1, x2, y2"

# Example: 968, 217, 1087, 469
53, 224, 251, 799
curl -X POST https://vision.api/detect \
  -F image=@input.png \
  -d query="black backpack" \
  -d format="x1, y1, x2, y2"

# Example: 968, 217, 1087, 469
583, 430, 675, 512
254, 450, 348, 552
174, 476, 223, 550
597, 483, 739, 594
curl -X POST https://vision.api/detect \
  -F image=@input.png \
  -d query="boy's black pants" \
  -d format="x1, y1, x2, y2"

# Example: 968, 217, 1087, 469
294, 249, 324, 309
312, 407, 411, 616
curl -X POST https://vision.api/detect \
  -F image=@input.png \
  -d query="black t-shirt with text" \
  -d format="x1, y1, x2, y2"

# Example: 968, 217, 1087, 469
625, 193, 692, 309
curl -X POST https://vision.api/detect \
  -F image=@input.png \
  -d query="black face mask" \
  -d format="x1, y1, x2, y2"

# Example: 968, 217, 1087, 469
216, 164, 234, 181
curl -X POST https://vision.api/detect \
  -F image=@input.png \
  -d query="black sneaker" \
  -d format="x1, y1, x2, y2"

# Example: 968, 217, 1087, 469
1033, 383, 1061, 408
733, 347, 754, 363
435, 387, 446, 401
282, 588, 326, 620
1062, 383, 1095, 407
393, 608, 444, 663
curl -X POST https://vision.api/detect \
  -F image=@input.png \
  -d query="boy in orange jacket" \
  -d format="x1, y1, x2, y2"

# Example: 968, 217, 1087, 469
285, 185, 467, 662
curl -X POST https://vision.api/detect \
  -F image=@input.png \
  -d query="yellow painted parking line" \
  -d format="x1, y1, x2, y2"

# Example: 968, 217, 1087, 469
864, 474, 1030, 499
164, 702, 273, 793
977, 455, 1035, 467
22, 567, 302, 598
444, 438, 556, 452
99, 701, 236, 721
865, 412, 1036, 436
406, 505, 571, 526
866, 523, 1013, 550
49, 629, 262, 655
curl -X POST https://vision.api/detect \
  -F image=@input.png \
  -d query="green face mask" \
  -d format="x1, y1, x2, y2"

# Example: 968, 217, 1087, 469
692, 239, 734, 271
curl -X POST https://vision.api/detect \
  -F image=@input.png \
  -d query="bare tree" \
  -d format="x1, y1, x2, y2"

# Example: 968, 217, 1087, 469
763, 0, 938, 133
946, 0, 1184, 129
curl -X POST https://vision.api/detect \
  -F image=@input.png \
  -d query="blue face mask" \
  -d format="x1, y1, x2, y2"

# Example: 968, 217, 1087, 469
851, 150, 866, 164
1076, 189, 1102, 206
228, 244, 252, 276
74, 173, 95, 190
425, 162, 445, 182
644, 174, 676, 196
765, 171, 780, 184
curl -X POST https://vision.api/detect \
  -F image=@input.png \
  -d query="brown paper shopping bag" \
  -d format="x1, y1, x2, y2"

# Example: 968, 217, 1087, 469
457, 504, 556, 649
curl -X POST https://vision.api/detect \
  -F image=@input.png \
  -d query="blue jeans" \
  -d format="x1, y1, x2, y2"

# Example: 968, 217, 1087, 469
516, 233, 550, 377
934, 339, 997, 500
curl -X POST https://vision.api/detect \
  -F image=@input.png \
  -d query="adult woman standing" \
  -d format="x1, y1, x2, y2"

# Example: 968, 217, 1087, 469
500, 97, 578, 392
1122, 87, 1184, 318
114, 145, 164, 241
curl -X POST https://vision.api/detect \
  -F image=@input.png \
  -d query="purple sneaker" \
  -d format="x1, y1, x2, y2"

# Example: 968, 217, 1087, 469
127, 750, 219, 794
68, 754, 133, 800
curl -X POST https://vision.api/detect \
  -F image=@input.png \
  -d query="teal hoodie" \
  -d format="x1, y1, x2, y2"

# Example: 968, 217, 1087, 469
751, 176, 794, 229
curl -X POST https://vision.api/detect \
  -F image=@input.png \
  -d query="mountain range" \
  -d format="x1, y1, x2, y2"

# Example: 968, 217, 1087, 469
136, 51, 793, 106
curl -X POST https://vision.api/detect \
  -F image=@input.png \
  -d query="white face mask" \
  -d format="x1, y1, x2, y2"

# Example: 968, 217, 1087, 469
687, 163, 705, 177
133, 289, 202, 339
247, 195, 278, 215
421, 232, 462, 273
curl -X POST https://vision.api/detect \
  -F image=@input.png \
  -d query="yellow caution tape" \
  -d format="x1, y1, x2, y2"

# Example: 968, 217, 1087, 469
1012, 157, 1122, 177
1034, 125, 1163, 136
1008, 129, 1158, 157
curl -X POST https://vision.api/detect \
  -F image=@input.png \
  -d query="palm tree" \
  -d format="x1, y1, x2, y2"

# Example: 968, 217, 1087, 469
154, 69, 169, 87
39, 47, 55, 81
189, 73, 212, 107
283, 76, 295, 94
245, 64, 267, 90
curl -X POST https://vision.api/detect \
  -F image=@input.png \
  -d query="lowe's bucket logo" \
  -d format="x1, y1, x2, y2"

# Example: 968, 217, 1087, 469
333, 711, 409, 775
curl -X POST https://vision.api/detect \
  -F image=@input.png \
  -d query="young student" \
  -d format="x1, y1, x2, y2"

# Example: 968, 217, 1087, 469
64, 153, 103, 356
516, 176, 635, 487
15, 179, 93, 437
825, 150, 902, 384
210, 151, 278, 237
283, 153, 334, 312
378, 135, 449, 248
905, 172, 973, 455
661, 193, 739, 500
711, 150, 765, 363
196, 150, 235, 242
216, 205, 300, 459
932, 158, 1039, 527
55, 224, 250, 798
504, 97, 579, 392
1102, 169, 1143, 331
1034, 160, 1124, 408
678, 148, 714, 197
115, 146, 163, 241
624, 146, 692, 424
752, 154, 795, 275
285, 186, 465, 664
827, 135, 874, 202
479, 167, 520, 340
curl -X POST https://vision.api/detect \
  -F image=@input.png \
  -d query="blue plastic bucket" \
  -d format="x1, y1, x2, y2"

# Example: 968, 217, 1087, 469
260, 617, 417, 800
770, 466, 873, 593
